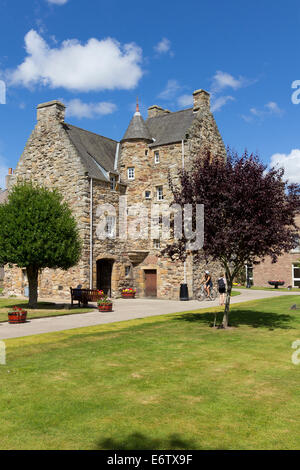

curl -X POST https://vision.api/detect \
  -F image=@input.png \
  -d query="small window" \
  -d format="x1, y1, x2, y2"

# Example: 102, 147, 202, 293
105, 216, 116, 238
125, 266, 131, 277
128, 167, 135, 180
157, 186, 164, 201
145, 191, 151, 199
110, 176, 116, 191
145, 150, 148, 156
153, 239, 161, 249
293, 264, 300, 286
154, 151, 160, 164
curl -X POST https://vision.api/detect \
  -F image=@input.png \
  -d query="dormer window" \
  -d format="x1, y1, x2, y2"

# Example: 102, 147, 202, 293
128, 167, 135, 180
154, 151, 160, 164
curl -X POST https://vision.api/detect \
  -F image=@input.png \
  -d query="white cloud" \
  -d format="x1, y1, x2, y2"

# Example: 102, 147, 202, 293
47, 0, 68, 5
158, 79, 181, 100
265, 101, 282, 114
211, 70, 251, 93
154, 38, 173, 56
243, 101, 284, 121
10, 30, 143, 92
211, 95, 235, 112
270, 149, 300, 183
64, 98, 117, 119
177, 94, 193, 107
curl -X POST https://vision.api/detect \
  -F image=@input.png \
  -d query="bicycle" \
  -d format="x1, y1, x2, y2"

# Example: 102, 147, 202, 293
197, 283, 217, 301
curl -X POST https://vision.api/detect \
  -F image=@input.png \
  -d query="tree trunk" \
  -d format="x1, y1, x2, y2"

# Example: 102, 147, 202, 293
26, 266, 39, 308
222, 280, 232, 328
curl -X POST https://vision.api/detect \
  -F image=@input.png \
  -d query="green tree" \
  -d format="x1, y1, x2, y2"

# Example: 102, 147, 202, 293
0, 182, 82, 307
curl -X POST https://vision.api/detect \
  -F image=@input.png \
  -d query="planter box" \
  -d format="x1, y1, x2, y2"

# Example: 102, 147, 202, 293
122, 293, 136, 299
268, 281, 285, 289
8, 312, 27, 324
98, 304, 113, 312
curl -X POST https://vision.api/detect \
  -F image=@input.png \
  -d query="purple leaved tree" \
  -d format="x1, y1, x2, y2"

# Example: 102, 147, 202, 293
165, 148, 300, 328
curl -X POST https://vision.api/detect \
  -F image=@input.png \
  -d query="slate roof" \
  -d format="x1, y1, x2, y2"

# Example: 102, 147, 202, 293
146, 108, 196, 147
121, 113, 153, 142
0, 190, 7, 204
63, 123, 119, 181
63, 107, 198, 181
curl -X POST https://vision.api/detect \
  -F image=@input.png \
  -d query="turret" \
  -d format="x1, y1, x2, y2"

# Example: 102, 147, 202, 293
121, 101, 153, 143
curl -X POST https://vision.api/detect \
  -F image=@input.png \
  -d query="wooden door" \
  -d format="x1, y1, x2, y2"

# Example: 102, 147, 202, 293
97, 260, 113, 295
145, 270, 157, 297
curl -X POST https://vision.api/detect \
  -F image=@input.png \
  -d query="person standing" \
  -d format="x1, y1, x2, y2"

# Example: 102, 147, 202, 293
217, 273, 226, 306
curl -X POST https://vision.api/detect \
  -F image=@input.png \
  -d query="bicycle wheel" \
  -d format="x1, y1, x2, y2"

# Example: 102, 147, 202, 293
198, 292, 206, 301
210, 289, 217, 301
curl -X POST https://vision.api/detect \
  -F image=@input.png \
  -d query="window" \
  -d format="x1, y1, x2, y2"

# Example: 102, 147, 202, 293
105, 216, 116, 238
153, 239, 161, 249
145, 150, 148, 156
145, 191, 151, 199
110, 176, 116, 191
157, 186, 164, 201
125, 266, 131, 277
292, 264, 300, 287
154, 151, 160, 164
128, 167, 135, 180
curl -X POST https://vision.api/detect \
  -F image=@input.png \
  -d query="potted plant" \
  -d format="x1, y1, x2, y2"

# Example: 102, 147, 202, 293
121, 288, 136, 298
8, 306, 27, 324
268, 280, 285, 289
97, 296, 113, 312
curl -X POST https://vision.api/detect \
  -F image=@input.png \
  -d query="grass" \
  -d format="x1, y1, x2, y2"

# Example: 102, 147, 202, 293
0, 295, 300, 450
0, 298, 94, 322
236, 285, 300, 292
230, 290, 240, 296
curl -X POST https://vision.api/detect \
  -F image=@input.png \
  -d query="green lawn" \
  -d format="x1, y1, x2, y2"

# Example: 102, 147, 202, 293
0, 295, 299, 450
230, 290, 240, 296
236, 285, 300, 292
0, 298, 94, 322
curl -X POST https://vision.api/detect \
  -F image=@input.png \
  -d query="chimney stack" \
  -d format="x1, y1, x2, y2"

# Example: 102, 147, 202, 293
37, 100, 66, 125
5, 168, 13, 189
148, 105, 171, 118
193, 89, 210, 112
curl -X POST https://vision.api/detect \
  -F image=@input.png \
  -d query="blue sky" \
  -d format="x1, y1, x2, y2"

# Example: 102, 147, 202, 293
1, 0, 300, 188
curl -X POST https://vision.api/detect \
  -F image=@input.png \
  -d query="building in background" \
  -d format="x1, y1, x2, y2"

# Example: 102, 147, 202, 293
253, 215, 300, 287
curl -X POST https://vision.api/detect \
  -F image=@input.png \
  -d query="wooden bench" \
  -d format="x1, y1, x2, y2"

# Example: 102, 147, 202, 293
70, 287, 103, 307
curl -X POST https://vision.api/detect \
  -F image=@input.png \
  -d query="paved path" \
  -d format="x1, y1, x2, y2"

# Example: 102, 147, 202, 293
0, 289, 298, 340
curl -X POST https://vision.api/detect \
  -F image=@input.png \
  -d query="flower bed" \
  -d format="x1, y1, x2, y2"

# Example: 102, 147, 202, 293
121, 288, 136, 299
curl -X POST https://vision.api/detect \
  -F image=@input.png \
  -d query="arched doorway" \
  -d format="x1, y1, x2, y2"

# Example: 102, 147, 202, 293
97, 259, 114, 295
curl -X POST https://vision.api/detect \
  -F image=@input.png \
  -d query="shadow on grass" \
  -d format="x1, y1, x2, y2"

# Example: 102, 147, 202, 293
175, 309, 295, 330
96, 432, 198, 450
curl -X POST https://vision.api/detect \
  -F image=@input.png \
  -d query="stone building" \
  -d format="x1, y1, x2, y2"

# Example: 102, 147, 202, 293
4, 89, 226, 300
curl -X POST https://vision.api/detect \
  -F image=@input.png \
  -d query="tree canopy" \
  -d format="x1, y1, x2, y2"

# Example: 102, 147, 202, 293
165, 148, 300, 327
0, 182, 82, 307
